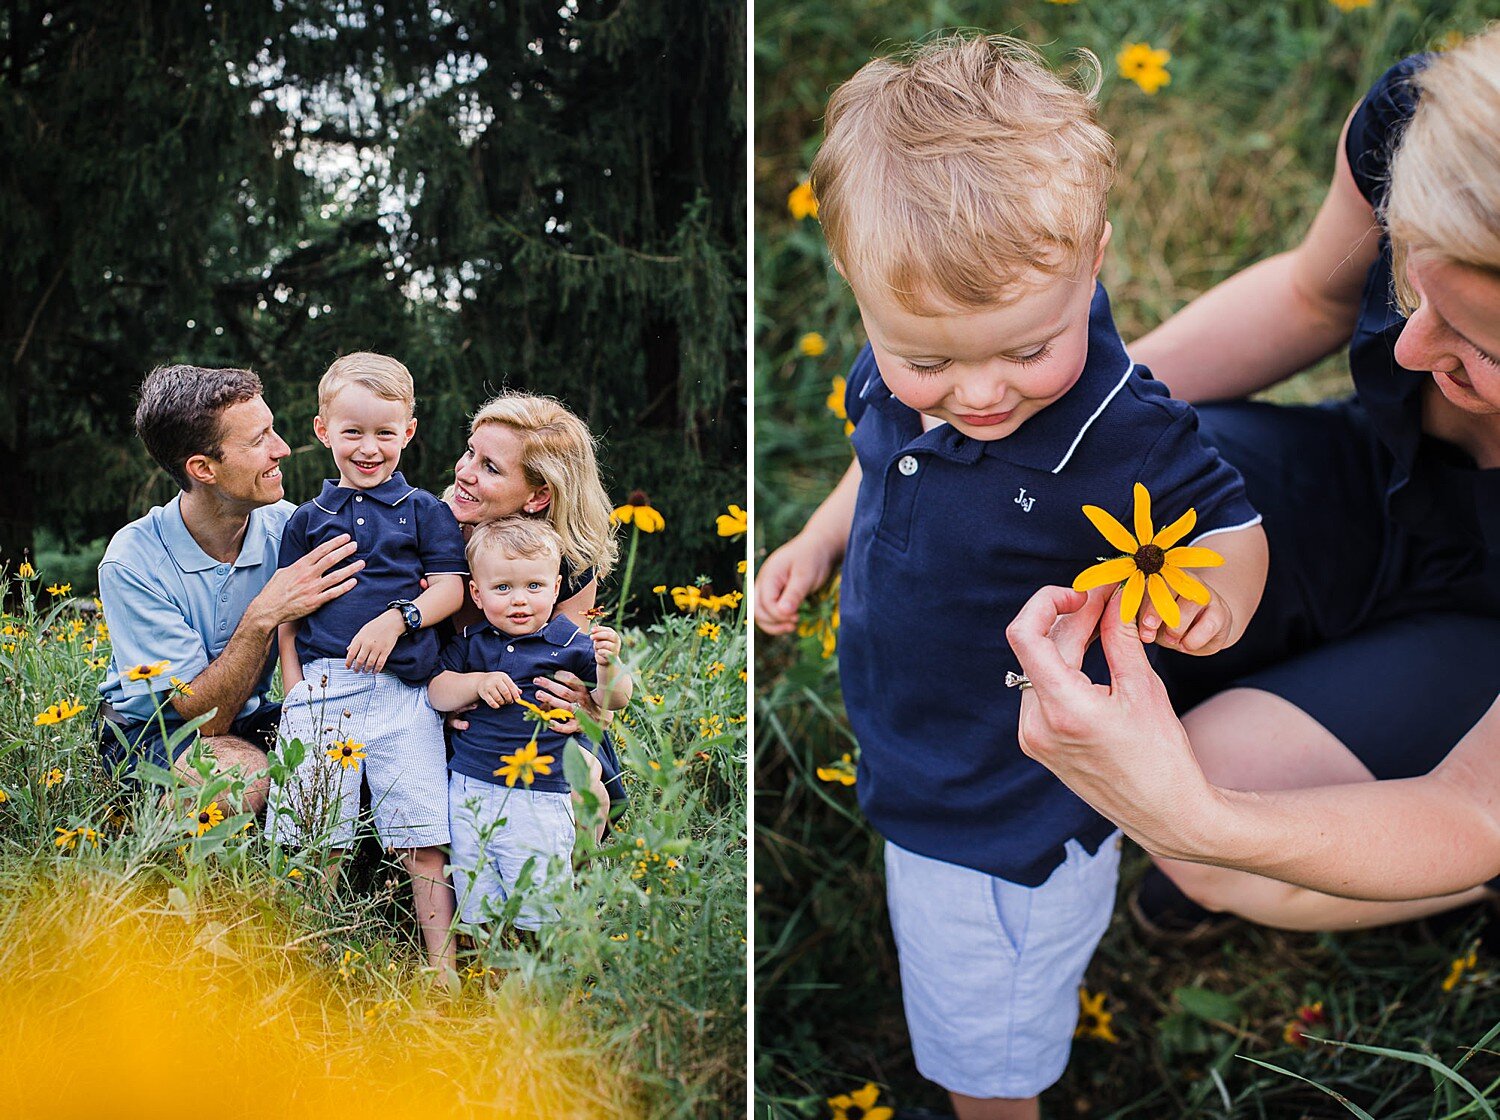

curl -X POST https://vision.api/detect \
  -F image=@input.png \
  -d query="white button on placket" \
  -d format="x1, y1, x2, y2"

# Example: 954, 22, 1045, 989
898, 455, 918, 476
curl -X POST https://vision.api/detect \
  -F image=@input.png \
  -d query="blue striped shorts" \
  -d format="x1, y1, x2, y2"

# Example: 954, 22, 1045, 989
267, 660, 450, 850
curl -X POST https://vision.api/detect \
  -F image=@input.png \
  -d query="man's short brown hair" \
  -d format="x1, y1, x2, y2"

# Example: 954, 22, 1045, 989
812, 34, 1116, 312
134, 364, 264, 491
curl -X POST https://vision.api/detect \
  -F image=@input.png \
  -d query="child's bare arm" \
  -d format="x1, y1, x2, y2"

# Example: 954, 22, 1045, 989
278, 622, 303, 692
755, 457, 861, 634
346, 573, 467, 673
1139, 523, 1268, 655
589, 625, 632, 710
429, 669, 522, 712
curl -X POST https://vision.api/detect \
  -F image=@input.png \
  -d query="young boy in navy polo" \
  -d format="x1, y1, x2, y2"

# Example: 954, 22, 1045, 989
755, 36, 1269, 1118
428, 517, 631, 932
268, 351, 468, 973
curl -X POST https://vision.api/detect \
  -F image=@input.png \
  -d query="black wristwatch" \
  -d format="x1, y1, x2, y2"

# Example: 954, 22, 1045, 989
387, 599, 422, 633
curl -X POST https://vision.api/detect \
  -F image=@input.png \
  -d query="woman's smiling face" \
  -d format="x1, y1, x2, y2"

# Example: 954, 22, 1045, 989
449, 422, 550, 525
1395, 252, 1500, 416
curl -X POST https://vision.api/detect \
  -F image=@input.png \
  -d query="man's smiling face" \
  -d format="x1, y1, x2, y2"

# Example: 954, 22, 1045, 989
202, 395, 290, 506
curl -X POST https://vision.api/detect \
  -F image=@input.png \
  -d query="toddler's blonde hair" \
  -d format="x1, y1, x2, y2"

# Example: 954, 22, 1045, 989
1385, 25, 1500, 312
467, 516, 564, 576
318, 352, 415, 415
812, 33, 1115, 313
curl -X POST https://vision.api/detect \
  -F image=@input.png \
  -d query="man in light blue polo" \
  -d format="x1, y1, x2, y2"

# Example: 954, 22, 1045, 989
96, 364, 363, 811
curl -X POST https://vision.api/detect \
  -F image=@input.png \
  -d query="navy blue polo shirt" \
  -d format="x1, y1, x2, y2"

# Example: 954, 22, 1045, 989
279, 472, 468, 684
1344, 55, 1500, 560
436, 615, 597, 793
840, 282, 1261, 885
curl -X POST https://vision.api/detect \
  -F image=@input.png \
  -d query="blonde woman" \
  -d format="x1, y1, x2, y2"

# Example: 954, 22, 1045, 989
1008, 29, 1500, 925
441, 390, 626, 829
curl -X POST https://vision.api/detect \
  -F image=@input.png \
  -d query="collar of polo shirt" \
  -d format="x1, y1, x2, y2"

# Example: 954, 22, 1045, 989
160, 493, 279, 572
471, 613, 582, 647
311, 471, 419, 512
858, 282, 1138, 476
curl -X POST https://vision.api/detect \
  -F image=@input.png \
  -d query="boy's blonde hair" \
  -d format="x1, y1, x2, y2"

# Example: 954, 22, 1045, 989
812, 33, 1115, 313
318, 352, 416, 415
452, 391, 619, 580
467, 516, 563, 576
1385, 25, 1500, 312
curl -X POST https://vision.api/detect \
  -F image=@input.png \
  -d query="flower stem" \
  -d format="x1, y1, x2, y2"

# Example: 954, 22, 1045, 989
614, 525, 641, 630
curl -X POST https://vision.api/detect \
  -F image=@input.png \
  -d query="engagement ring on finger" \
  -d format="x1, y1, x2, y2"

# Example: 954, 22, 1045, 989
1005, 671, 1033, 691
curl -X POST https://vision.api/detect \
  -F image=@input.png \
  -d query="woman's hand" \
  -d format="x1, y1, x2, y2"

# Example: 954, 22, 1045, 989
1006, 585, 1223, 863
533, 670, 613, 735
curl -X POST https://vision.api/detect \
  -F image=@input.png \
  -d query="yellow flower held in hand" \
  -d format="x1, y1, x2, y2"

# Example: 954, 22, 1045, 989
827, 1082, 893, 1120
1073, 483, 1223, 627
787, 179, 818, 221
716, 503, 747, 538
34, 699, 85, 726
194, 801, 225, 836
1075, 987, 1119, 1043
326, 739, 367, 771
517, 697, 571, 722
1118, 42, 1171, 94
798, 332, 827, 357
494, 740, 556, 788
125, 660, 170, 681
611, 490, 664, 532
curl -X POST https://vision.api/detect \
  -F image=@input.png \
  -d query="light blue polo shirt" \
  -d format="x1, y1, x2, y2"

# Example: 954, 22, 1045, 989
97, 496, 294, 723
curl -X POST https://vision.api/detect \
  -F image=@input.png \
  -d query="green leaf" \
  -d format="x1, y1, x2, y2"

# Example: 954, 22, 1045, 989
1175, 985, 1243, 1023
1239, 1057, 1378, 1120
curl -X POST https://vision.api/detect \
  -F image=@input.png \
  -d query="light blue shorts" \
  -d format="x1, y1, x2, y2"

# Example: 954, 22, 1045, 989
267, 660, 450, 850
884, 834, 1122, 1099
448, 771, 576, 931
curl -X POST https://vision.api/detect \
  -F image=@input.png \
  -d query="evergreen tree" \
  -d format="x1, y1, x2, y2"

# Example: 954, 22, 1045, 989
1, 0, 745, 607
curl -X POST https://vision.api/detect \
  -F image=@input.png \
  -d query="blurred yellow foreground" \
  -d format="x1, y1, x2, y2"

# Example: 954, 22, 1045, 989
0, 871, 636, 1119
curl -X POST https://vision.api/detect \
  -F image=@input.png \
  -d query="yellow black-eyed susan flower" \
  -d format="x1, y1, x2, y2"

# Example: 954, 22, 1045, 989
1282, 1001, 1328, 1047
716, 503, 747, 538
194, 801, 225, 836
1118, 43, 1171, 94
798, 332, 827, 357
1075, 988, 1119, 1043
1443, 946, 1479, 992
493, 740, 555, 788
43, 768, 64, 788
787, 179, 818, 221
46, 583, 71, 596
326, 738, 367, 771
827, 1082, 893, 1120
17, 561, 35, 579
125, 660, 170, 682
34, 699, 85, 726
612, 490, 664, 532
816, 753, 857, 787
1073, 483, 1223, 627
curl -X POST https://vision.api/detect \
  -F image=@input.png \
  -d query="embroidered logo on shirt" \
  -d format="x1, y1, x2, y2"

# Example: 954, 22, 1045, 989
399, 517, 408, 524
1015, 487, 1036, 513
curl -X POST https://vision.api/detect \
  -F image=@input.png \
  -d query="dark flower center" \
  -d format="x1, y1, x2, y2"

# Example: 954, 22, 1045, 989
847, 1109, 865, 1120
341, 746, 353, 756
198, 812, 211, 824
1134, 543, 1165, 575
628, 489, 649, 506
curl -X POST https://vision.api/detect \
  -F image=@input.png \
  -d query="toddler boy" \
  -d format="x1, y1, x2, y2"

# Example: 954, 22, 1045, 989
429, 517, 631, 931
268, 351, 467, 972
756, 36, 1268, 1119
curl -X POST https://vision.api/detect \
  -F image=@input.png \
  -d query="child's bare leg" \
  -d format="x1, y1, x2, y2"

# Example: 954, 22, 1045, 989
569, 751, 610, 843
402, 845, 457, 972
951, 1093, 1038, 1120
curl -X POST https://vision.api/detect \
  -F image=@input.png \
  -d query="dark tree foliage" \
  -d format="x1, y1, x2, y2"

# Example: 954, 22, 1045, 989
1, 0, 745, 607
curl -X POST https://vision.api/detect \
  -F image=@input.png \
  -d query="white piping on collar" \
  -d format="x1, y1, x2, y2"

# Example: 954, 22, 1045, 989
1050, 362, 1135, 475
391, 486, 418, 505
313, 497, 339, 515
1188, 515, 1263, 546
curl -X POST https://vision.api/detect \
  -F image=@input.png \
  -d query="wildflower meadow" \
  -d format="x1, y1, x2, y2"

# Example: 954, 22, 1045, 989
756, 1, 1500, 1116
0, 499, 747, 1118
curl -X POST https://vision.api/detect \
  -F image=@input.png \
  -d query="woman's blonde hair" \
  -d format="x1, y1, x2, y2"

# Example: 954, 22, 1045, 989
456, 391, 618, 580
812, 33, 1114, 312
1385, 25, 1500, 311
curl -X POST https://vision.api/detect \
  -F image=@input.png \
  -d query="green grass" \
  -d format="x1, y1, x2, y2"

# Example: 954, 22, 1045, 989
0, 545, 747, 1119
754, 1, 1500, 1116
